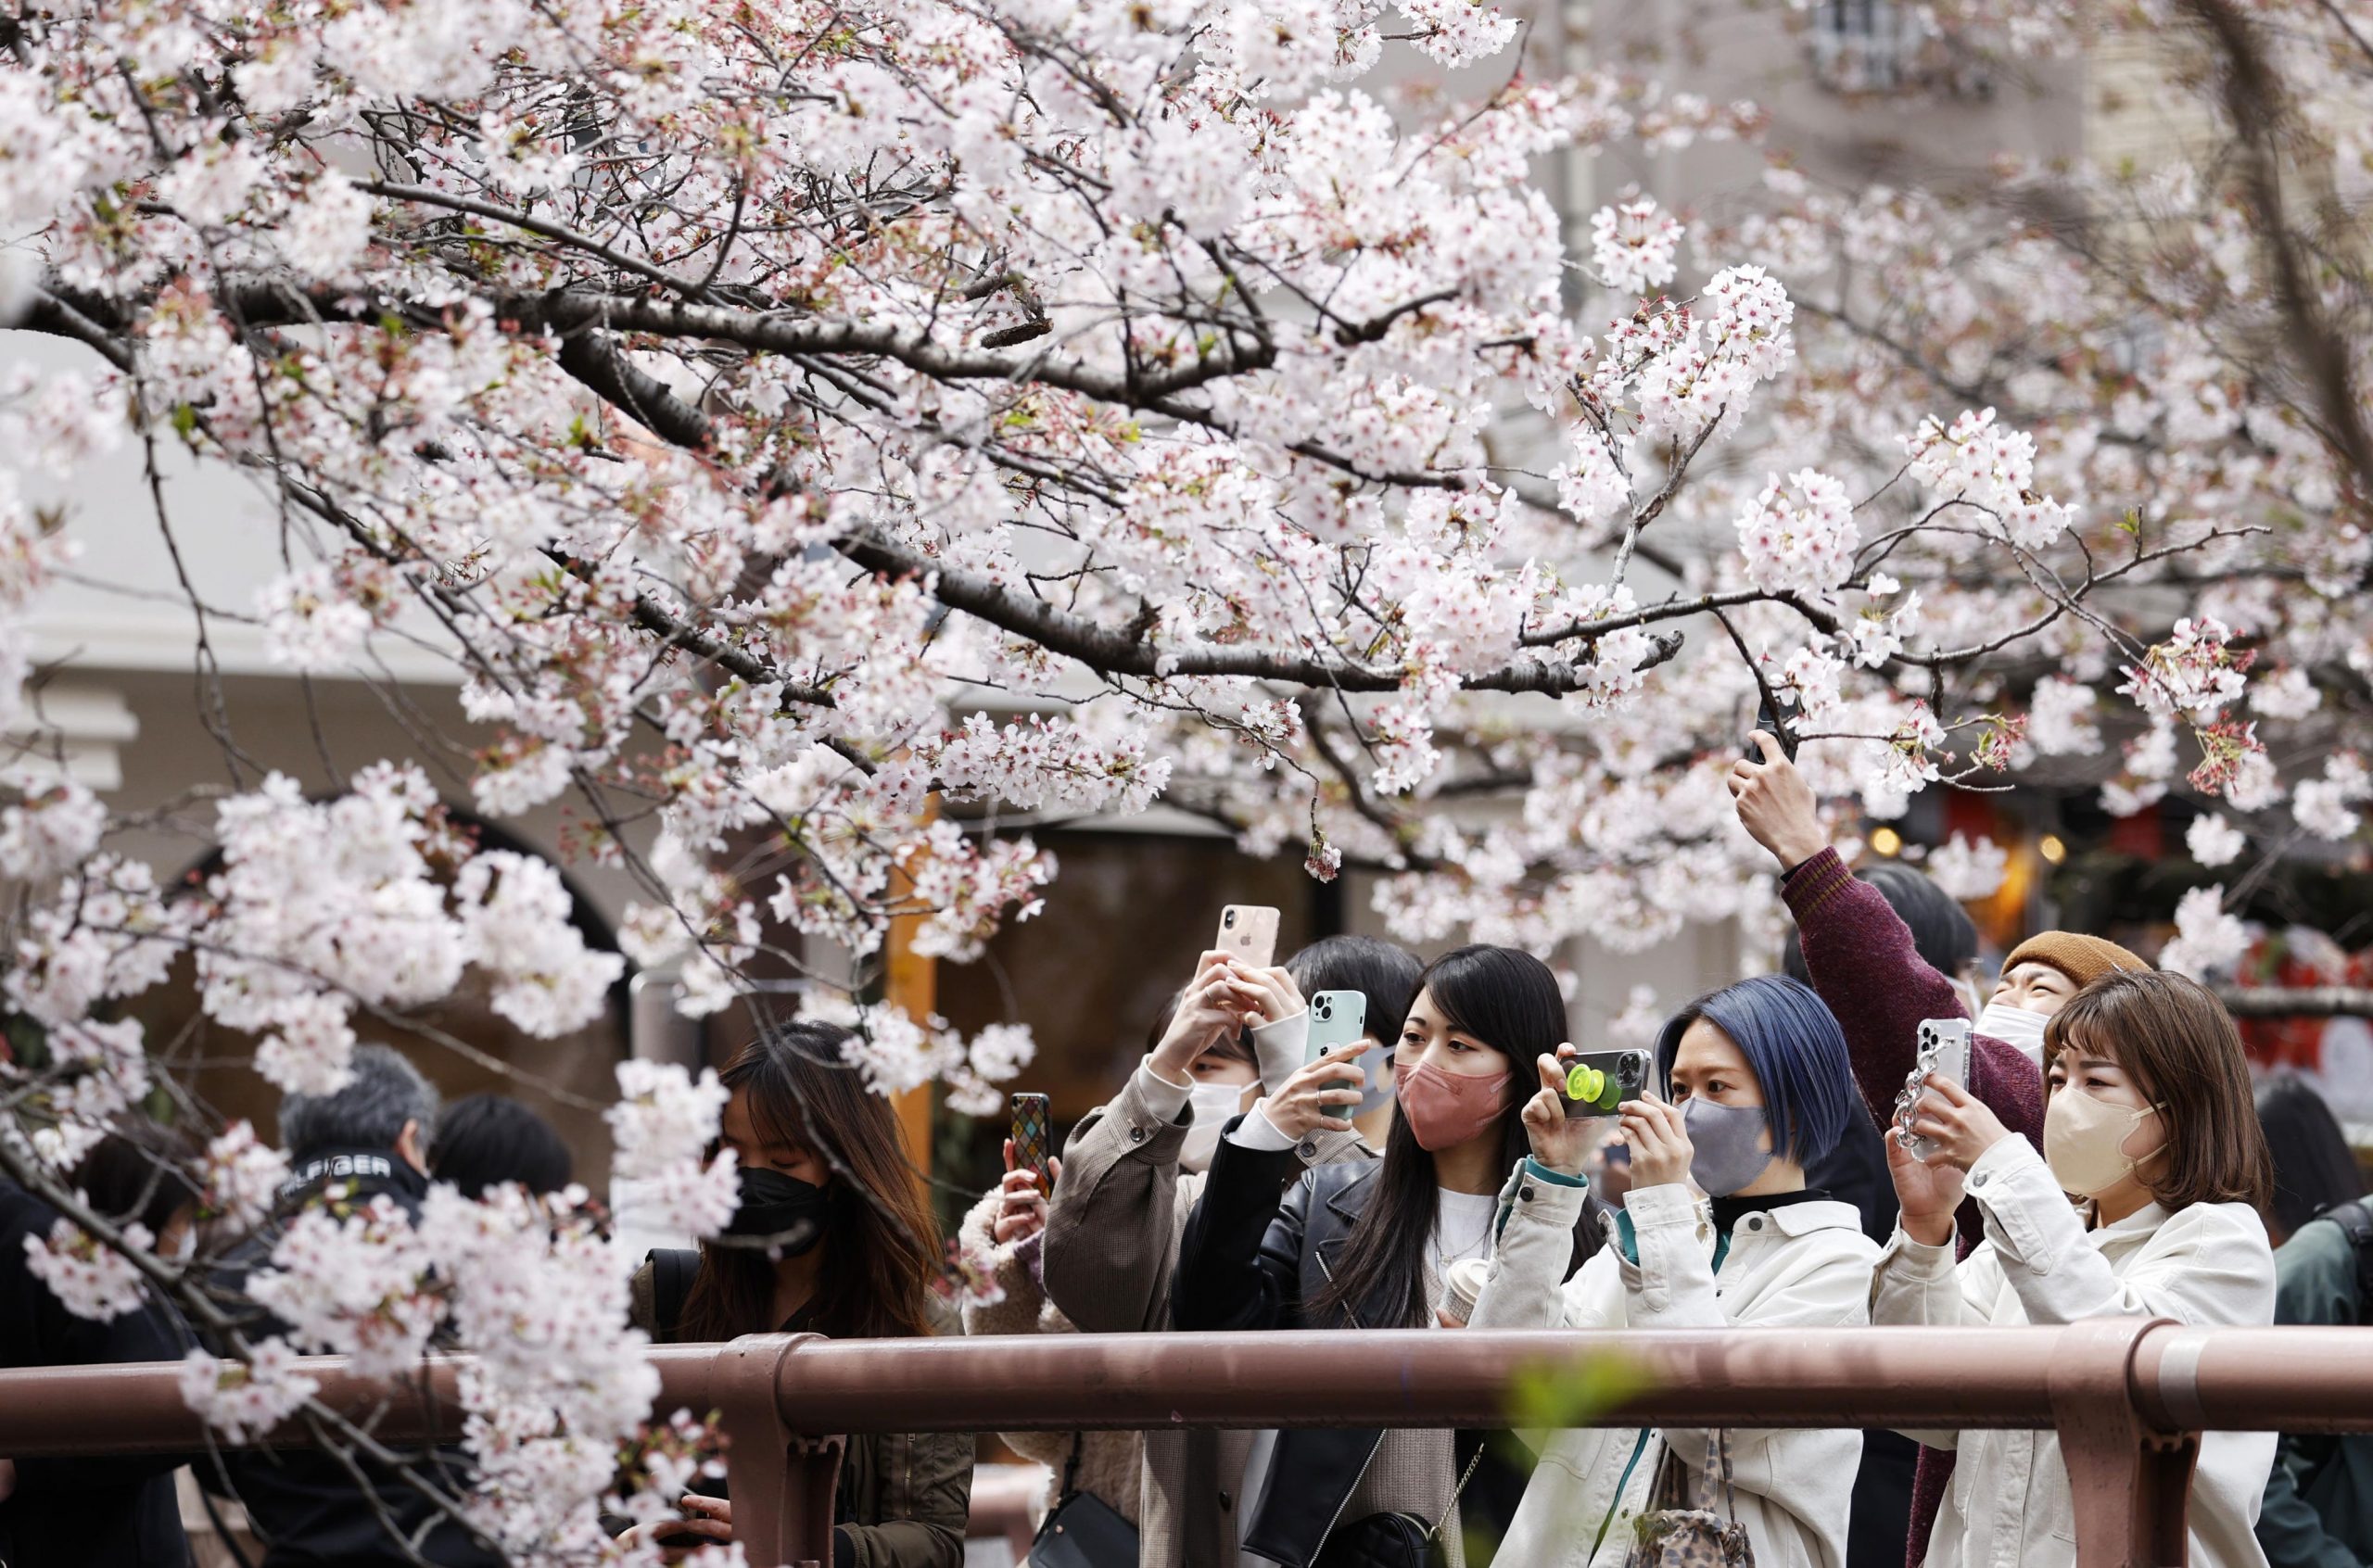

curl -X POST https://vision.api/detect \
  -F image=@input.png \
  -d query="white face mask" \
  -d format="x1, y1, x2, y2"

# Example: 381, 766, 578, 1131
1974, 999, 2050, 1064
1181, 1080, 1248, 1172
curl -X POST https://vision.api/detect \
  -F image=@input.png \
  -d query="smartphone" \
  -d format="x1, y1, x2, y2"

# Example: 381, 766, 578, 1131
1009, 1093, 1053, 1194
1893, 1018, 1972, 1160
1216, 904, 1281, 971
1557, 1047, 1652, 1118
1744, 696, 1799, 765
1306, 991, 1369, 1119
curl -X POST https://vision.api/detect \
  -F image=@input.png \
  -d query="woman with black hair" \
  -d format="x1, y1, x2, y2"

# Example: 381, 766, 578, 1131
2254, 1076, 2363, 1248
619, 1020, 971, 1568
1171, 943, 1583, 1568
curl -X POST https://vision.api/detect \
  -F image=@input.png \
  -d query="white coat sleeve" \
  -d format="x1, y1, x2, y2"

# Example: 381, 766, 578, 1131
1868, 1227, 1987, 1449
1961, 1136, 2277, 1330
1469, 1162, 1613, 1332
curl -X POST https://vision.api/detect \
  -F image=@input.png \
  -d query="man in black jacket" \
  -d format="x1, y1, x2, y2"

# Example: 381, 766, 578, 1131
0, 1157, 197, 1568
206, 1044, 501, 1568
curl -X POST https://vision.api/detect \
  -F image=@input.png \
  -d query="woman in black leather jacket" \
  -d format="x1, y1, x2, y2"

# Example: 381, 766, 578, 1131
1172, 944, 1591, 1568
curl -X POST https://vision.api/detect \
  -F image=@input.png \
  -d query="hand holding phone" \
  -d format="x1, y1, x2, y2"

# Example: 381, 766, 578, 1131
1305, 991, 1370, 1111
1893, 1018, 1971, 1161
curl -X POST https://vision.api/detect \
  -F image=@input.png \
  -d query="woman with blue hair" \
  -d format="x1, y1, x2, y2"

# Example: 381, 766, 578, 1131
1468, 974, 1880, 1568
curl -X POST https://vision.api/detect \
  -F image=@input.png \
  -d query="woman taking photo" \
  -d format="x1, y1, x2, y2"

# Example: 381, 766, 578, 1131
1877, 969, 2277, 1568
1172, 943, 1581, 1568
1470, 974, 1877, 1568
621, 1020, 971, 1568
1040, 934, 1422, 1568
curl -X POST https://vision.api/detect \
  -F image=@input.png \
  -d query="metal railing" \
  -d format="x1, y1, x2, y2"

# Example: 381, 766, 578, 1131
3, 1322, 2371, 1566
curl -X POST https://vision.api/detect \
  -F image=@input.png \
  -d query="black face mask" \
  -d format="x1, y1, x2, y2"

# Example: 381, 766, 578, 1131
725, 1168, 830, 1254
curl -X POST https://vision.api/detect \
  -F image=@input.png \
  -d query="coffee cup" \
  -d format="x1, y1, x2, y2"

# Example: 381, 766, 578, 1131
1437, 1256, 1490, 1325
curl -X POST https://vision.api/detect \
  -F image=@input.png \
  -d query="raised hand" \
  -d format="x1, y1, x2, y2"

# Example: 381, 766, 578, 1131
1147, 951, 1269, 1081
1261, 1041, 1372, 1142
1886, 1123, 1968, 1247
1727, 731, 1827, 871
993, 1141, 1060, 1245
1609, 1091, 1694, 1192
1521, 1049, 1596, 1174
1903, 1074, 2011, 1172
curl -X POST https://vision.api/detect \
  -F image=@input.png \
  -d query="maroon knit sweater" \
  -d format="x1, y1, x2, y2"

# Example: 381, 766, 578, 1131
1780, 848, 2048, 1568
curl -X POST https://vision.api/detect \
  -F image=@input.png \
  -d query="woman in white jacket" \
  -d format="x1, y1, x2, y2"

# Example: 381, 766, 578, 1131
1471, 974, 1880, 1568
1878, 967, 2278, 1568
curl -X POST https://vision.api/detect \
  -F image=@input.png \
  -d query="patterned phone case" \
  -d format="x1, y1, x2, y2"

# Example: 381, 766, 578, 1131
1010, 1093, 1053, 1193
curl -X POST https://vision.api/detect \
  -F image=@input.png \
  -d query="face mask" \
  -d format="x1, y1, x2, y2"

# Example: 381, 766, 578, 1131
726, 1167, 830, 1253
1393, 1060, 1511, 1153
1681, 1098, 1774, 1197
2044, 1089, 2164, 1199
1975, 999, 2051, 1064
1181, 1080, 1247, 1172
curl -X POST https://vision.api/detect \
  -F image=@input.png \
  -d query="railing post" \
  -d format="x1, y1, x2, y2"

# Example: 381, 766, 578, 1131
2047, 1317, 2197, 1567
717, 1334, 840, 1568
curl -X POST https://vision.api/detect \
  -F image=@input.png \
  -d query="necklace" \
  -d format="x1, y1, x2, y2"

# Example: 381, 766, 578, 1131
1434, 1196, 1493, 1260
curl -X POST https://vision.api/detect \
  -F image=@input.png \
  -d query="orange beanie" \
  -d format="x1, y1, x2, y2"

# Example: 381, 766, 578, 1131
2000, 930, 2150, 989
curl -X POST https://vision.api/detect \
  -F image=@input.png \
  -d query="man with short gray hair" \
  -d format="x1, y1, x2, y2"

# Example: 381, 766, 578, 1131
203, 1043, 500, 1568
274, 1043, 439, 1199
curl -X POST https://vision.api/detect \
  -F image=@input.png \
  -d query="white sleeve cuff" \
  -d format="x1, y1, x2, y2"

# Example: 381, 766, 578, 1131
1135, 1057, 1193, 1123
1226, 1101, 1300, 1152
1250, 1012, 1309, 1093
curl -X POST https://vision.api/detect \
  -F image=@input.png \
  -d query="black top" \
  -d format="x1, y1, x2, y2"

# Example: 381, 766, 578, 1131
0, 1181, 197, 1568
1708, 1186, 1834, 1235
203, 1149, 501, 1568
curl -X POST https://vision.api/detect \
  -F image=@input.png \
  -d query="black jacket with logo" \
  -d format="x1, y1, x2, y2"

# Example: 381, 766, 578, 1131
202, 1147, 501, 1568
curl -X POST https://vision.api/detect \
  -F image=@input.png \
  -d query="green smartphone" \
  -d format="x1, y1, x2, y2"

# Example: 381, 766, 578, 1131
1306, 990, 1369, 1120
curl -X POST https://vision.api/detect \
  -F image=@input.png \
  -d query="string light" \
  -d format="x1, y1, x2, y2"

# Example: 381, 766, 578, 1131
1870, 827, 1903, 857
2038, 834, 2067, 865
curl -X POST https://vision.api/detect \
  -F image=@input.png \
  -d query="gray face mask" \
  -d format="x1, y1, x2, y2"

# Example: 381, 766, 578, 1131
1681, 1097, 1775, 1197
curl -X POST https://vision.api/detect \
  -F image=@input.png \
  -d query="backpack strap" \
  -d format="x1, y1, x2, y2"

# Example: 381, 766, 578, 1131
2319, 1199, 2373, 1314
648, 1247, 702, 1342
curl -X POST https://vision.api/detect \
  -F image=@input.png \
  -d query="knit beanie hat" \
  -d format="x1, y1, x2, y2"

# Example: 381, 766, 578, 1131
2000, 930, 2149, 989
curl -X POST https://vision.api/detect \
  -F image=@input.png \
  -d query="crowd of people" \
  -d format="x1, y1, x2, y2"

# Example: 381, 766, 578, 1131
1, 738, 2368, 1568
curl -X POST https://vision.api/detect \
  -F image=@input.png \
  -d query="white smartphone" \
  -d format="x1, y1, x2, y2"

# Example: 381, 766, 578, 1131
1216, 904, 1280, 971
1895, 1018, 1973, 1161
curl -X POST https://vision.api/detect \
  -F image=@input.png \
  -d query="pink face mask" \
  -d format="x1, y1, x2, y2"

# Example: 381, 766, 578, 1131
1393, 1059, 1512, 1152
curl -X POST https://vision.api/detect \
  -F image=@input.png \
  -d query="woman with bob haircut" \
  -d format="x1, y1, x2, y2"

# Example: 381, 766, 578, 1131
1470, 973, 1879, 1568
1877, 968, 2278, 1568
620, 1020, 972, 1568
1171, 943, 1589, 1568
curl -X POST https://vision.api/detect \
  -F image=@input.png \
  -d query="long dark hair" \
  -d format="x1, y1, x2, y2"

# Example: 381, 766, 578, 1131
1311, 944, 1564, 1327
679, 1020, 943, 1342
2253, 1075, 2361, 1243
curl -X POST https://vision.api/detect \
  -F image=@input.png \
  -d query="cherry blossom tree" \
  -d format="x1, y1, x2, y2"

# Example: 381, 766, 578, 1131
1, 0, 2369, 1557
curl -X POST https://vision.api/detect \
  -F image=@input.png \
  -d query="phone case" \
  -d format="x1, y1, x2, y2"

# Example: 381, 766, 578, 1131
1306, 991, 1369, 1114
1009, 1093, 1053, 1193
1217, 904, 1281, 970
1745, 698, 1799, 764
1894, 1018, 1972, 1159
1558, 1048, 1652, 1117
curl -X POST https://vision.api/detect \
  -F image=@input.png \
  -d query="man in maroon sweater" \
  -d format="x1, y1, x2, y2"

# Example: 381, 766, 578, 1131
1730, 732, 2148, 1564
